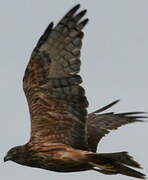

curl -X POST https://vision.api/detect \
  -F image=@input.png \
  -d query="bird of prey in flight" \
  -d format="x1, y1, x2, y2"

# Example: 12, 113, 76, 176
4, 4, 146, 179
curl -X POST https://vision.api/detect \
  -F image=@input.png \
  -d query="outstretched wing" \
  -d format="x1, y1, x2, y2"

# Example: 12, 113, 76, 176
86, 100, 146, 152
23, 4, 89, 150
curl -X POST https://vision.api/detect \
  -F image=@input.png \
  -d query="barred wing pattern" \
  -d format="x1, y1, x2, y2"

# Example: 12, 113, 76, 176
23, 5, 89, 150
87, 100, 146, 152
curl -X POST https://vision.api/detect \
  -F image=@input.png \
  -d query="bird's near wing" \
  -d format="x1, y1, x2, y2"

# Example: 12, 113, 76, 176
86, 100, 146, 152
23, 4, 89, 150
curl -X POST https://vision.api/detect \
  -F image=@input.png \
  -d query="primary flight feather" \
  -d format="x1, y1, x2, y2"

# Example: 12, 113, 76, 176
4, 4, 146, 179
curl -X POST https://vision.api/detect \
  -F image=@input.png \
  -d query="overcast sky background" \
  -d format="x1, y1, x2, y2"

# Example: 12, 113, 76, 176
0, 0, 148, 180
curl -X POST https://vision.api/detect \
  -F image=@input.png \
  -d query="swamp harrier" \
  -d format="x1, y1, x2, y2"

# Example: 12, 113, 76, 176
4, 4, 146, 179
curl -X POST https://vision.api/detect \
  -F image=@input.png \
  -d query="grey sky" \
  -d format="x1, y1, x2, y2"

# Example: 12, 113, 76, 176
1, 0, 148, 179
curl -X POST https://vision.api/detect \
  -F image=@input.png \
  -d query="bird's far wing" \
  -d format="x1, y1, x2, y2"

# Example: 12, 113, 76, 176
86, 100, 146, 152
23, 4, 89, 150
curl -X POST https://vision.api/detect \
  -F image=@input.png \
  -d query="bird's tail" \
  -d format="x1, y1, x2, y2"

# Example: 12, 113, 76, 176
87, 151, 146, 179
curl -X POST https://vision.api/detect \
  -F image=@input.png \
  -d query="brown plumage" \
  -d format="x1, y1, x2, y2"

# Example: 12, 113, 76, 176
4, 4, 146, 179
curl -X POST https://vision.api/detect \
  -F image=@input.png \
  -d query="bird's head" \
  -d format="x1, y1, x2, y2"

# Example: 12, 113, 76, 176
4, 145, 27, 164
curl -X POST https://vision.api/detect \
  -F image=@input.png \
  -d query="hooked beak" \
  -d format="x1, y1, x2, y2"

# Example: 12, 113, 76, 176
4, 154, 11, 162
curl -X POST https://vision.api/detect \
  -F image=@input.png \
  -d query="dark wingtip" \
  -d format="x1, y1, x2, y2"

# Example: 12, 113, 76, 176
74, 9, 87, 21
108, 99, 120, 107
79, 18, 89, 27
68, 4, 80, 16
46, 22, 54, 31
117, 112, 148, 121
92, 99, 120, 114
83, 18, 89, 24
73, 9, 88, 24
79, 9, 87, 16
75, 4, 81, 9
138, 172, 146, 179
114, 99, 120, 103
34, 21, 54, 50
137, 173, 146, 179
